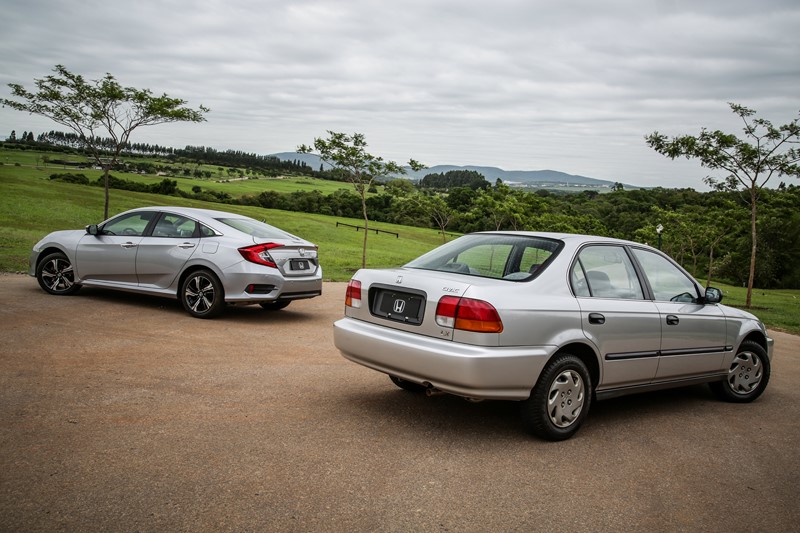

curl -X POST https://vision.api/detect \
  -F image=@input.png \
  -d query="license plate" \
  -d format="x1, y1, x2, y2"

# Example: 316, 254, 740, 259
372, 289, 425, 325
290, 259, 310, 271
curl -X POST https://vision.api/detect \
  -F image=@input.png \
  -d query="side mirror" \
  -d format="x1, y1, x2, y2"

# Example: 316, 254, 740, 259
86, 224, 100, 236
704, 286, 723, 304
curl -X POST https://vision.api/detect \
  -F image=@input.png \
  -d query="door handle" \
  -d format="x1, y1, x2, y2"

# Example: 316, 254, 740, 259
666, 315, 679, 326
177, 243, 196, 249
588, 313, 605, 325
120, 242, 138, 248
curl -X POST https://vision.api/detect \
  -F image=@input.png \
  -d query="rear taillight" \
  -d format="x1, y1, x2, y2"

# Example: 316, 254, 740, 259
435, 296, 503, 333
238, 243, 285, 268
345, 279, 362, 308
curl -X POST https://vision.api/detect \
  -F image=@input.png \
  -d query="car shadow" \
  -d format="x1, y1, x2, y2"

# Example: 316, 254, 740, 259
336, 382, 720, 443
70, 287, 317, 323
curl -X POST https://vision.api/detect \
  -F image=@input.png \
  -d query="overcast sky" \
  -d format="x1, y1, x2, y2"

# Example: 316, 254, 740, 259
1, 0, 798, 189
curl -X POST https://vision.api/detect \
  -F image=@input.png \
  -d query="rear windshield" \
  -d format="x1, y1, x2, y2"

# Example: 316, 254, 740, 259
406, 234, 562, 280
215, 217, 294, 240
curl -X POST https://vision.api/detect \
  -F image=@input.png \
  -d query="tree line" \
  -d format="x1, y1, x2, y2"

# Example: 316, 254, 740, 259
237, 178, 800, 290
5, 131, 316, 176
45, 166, 800, 290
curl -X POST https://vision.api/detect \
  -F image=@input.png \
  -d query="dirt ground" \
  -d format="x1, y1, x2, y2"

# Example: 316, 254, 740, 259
1, 272, 798, 532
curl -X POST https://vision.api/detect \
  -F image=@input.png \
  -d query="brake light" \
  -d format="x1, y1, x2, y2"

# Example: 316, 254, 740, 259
345, 279, 362, 308
238, 243, 285, 268
435, 296, 503, 333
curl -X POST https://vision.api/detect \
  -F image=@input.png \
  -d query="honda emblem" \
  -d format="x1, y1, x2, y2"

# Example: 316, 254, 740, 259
393, 299, 406, 314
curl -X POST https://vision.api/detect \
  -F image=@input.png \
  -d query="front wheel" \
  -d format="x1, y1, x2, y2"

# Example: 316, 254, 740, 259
181, 269, 225, 318
520, 354, 592, 441
709, 340, 770, 402
36, 252, 81, 295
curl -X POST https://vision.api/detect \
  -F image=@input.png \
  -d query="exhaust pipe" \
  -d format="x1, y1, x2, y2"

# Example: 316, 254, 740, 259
426, 386, 445, 397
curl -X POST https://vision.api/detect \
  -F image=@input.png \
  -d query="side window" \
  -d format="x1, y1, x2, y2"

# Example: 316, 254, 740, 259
632, 248, 700, 303
572, 245, 644, 300
199, 224, 218, 237
102, 212, 155, 237
153, 213, 197, 238
571, 262, 590, 297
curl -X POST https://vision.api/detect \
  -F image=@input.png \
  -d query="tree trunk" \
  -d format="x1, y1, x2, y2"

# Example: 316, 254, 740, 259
360, 186, 369, 269
103, 167, 110, 219
706, 245, 714, 288
746, 186, 758, 308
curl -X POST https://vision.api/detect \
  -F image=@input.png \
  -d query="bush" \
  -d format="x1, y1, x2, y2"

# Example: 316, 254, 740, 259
49, 173, 90, 185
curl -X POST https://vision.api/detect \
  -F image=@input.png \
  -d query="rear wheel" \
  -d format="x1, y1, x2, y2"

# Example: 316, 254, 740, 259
36, 252, 81, 295
520, 354, 591, 441
710, 340, 770, 402
181, 269, 225, 318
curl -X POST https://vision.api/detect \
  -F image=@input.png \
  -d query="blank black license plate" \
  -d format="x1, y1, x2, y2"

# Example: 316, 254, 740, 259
372, 289, 425, 325
290, 259, 311, 271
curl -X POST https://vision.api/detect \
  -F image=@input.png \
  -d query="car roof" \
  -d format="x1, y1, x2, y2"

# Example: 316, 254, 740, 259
472, 230, 645, 248
123, 206, 251, 220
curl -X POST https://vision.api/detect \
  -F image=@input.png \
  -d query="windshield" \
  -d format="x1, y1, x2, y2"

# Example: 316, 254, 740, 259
406, 234, 562, 280
216, 217, 296, 240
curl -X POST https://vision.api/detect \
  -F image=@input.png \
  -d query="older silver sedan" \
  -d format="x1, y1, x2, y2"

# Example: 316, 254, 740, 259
333, 232, 773, 440
29, 206, 322, 318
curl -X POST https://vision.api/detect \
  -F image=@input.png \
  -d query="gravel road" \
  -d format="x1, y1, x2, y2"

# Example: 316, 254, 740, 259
1, 273, 798, 532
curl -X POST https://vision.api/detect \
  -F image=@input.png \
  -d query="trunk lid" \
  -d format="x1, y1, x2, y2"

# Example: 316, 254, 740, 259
345, 267, 474, 339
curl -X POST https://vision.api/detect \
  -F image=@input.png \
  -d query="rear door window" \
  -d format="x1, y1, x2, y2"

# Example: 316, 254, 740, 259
571, 245, 644, 300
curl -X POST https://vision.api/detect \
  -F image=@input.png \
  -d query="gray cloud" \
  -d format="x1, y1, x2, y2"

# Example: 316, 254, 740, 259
2, 0, 798, 188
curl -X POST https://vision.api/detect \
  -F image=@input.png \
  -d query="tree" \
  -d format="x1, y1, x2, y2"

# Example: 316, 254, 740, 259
412, 193, 456, 242
646, 103, 800, 307
2, 65, 208, 218
299, 131, 423, 268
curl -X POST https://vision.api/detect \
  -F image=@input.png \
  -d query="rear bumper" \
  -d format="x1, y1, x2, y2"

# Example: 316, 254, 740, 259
333, 317, 554, 400
221, 265, 323, 303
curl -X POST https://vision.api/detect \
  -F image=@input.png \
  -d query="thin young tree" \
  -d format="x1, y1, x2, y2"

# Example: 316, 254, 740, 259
646, 103, 800, 307
299, 131, 424, 268
2, 65, 208, 218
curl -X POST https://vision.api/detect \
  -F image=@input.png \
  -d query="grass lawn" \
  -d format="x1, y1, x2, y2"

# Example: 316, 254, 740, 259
0, 167, 444, 282
713, 283, 800, 335
2, 147, 797, 334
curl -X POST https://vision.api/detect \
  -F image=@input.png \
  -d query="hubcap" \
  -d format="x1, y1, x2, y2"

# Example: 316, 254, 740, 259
41, 258, 74, 292
727, 351, 762, 394
547, 370, 585, 428
185, 275, 215, 314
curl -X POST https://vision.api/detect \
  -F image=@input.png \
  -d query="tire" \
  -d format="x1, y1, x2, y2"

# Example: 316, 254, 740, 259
259, 300, 291, 311
520, 353, 592, 441
389, 375, 427, 393
709, 340, 770, 403
180, 269, 225, 318
36, 252, 81, 295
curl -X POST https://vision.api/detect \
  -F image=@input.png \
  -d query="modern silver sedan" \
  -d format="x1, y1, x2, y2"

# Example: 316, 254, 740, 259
333, 232, 773, 440
29, 206, 322, 318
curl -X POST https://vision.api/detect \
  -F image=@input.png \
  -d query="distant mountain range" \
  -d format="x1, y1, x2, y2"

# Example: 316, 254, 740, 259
270, 152, 631, 189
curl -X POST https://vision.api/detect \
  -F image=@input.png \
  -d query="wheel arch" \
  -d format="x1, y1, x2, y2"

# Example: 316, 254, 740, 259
549, 341, 601, 393
34, 246, 71, 269
739, 330, 769, 354
177, 264, 225, 298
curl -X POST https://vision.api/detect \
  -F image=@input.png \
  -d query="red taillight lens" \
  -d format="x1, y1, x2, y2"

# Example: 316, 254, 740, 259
435, 296, 460, 328
435, 296, 503, 333
345, 279, 362, 308
238, 243, 285, 268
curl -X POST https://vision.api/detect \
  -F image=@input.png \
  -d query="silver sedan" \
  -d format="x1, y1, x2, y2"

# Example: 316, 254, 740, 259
333, 232, 773, 440
29, 206, 322, 318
